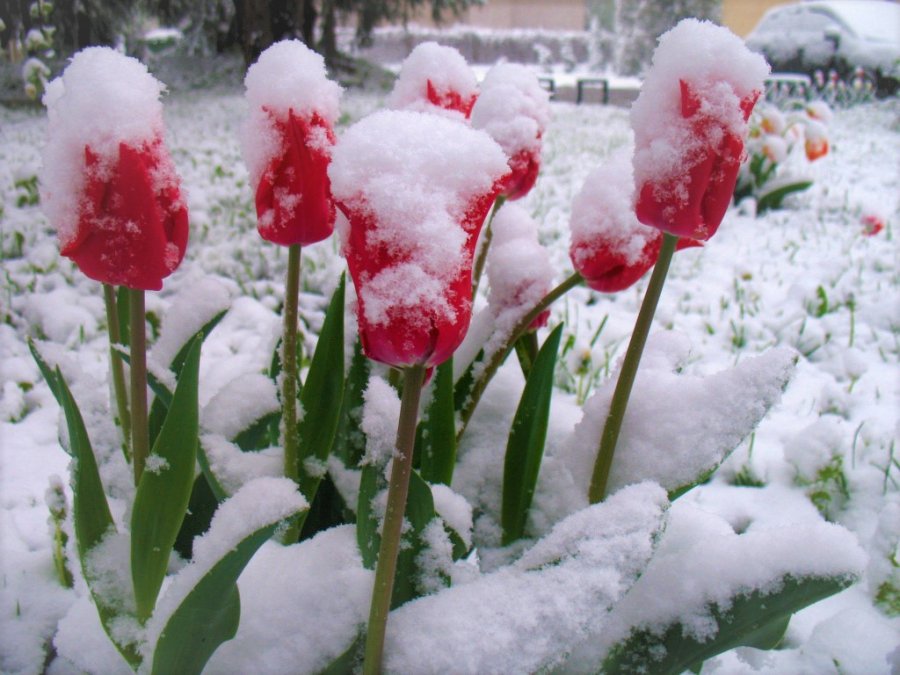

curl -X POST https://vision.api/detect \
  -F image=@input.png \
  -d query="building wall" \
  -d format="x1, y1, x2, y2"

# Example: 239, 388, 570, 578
723, 0, 786, 36
414, 0, 587, 31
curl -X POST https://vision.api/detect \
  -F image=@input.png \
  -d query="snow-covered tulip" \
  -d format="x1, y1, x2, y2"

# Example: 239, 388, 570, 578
804, 120, 829, 161
471, 63, 551, 200
388, 41, 478, 119
241, 40, 342, 246
487, 203, 553, 329
329, 110, 508, 368
632, 19, 768, 241
570, 154, 698, 293
41, 48, 188, 291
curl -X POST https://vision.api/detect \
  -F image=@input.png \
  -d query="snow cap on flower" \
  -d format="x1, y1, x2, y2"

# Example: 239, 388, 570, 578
329, 110, 508, 368
387, 42, 478, 119
861, 212, 885, 236
40, 47, 188, 291
486, 203, 554, 329
241, 40, 342, 247
760, 134, 788, 163
471, 63, 551, 200
805, 100, 833, 123
757, 104, 785, 135
631, 19, 769, 240
570, 151, 697, 293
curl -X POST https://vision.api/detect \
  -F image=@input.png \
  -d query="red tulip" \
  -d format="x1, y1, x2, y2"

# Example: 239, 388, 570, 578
254, 108, 336, 246
572, 232, 700, 293
330, 111, 508, 368
500, 146, 542, 201
389, 42, 478, 120
570, 154, 699, 293
61, 139, 188, 291
635, 79, 759, 241
426, 79, 477, 118
470, 65, 550, 201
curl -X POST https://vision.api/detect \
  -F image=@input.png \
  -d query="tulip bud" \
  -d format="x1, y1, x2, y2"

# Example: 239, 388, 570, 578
242, 40, 342, 247
631, 19, 768, 241
388, 42, 478, 119
471, 63, 551, 201
329, 110, 508, 368
40, 47, 188, 291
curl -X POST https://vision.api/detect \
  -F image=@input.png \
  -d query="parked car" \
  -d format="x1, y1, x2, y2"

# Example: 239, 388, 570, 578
745, 0, 900, 96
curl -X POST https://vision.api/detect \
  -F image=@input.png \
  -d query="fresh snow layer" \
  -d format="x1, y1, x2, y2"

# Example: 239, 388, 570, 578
240, 39, 342, 190
384, 482, 668, 674
387, 41, 478, 118
40, 47, 168, 250
631, 19, 769, 217
471, 62, 550, 156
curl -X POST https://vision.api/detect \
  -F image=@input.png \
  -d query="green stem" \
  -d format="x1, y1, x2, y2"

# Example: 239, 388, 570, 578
588, 233, 678, 504
129, 289, 148, 486
457, 271, 583, 442
282, 244, 302, 543
103, 284, 131, 463
471, 195, 506, 299
363, 364, 427, 675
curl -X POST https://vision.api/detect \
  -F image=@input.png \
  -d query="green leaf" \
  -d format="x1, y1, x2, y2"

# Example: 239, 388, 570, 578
27, 338, 61, 406
131, 337, 202, 622
332, 338, 370, 469
501, 325, 563, 545
356, 464, 383, 570
233, 410, 280, 451
418, 358, 457, 486
602, 574, 856, 675
150, 517, 297, 675
757, 180, 813, 213
147, 310, 225, 447
173, 473, 220, 561
197, 439, 229, 503
55, 369, 139, 667
115, 346, 172, 406
55, 368, 115, 560
391, 469, 438, 608
321, 632, 363, 674
295, 277, 346, 529
453, 349, 482, 412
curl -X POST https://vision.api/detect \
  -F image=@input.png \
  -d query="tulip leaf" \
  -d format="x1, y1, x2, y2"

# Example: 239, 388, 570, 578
501, 324, 563, 546
147, 310, 225, 446
197, 438, 230, 503
114, 346, 172, 406
131, 337, 201, 622
27, 338, 62, 406
356, 463, 383, 570
453, 348, 483, 412
295, 276, 345, 530
601, 574, 856, 675
757, 180, 813, 213
173, 472, 220, 560
54, 368, 140, 667
332, 338, 370, 469
418, 358, 457, 486
391, 469, 439, 608
150, 515, 300, 675
233, 410, 280, 451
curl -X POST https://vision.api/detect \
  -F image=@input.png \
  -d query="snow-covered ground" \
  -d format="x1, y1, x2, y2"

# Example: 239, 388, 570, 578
1, 71, 898, 673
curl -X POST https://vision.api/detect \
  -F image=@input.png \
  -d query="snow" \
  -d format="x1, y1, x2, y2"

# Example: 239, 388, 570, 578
387, 41, 478, 119
631, 19, 769, 232
1, 43, 898, 674
240, 40, 342, 190
328, 109, 507, 332
39, 48, 168, 250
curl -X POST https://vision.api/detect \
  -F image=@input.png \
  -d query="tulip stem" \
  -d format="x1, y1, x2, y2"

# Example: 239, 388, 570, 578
103, 284, 131, 463
588, 233, 678, 504
363, 363, 427, 675
457, 271, 583, 442
282, 243, 303, 544
471, 195, 506, 298
129, 289, 149, 486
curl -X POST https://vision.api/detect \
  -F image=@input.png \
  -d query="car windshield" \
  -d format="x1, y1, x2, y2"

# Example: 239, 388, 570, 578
832, 2, 900, 43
